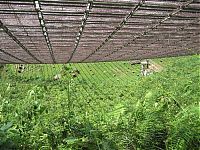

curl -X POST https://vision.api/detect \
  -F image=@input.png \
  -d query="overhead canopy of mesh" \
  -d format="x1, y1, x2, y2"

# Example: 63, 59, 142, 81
0, 0, 199, 64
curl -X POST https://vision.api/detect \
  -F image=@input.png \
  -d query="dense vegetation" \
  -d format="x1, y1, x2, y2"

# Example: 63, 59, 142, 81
0, 55, 199, 150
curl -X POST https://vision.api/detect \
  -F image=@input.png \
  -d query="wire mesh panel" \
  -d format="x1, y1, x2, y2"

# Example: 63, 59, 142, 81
0, 0, 199, 64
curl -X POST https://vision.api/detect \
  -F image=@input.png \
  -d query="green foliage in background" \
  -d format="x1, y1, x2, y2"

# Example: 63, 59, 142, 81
0, 55, 199, 149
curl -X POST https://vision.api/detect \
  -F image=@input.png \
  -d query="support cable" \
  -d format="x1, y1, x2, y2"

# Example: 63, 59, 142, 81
94, 62, 117, 82
112, 17, 199, 61
75, 63, 98, 85
69, 64, 96, 111
83, 63, 103, 83
150, 41, 200, 60
34, 0, 56, 63
67, 0, 93, 63
8, 3, 43, 63
124, 33, 199, 61
81, 0, 145, 62
83, 62, 112, 82
0, 21, 42, 63
0, 57, 15, 64
0, 48, 29, 63
151, 35, 200, 59
94, 0, 194, 62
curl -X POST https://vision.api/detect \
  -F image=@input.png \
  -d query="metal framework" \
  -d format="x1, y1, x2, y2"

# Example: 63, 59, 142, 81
0, 0, 199, 64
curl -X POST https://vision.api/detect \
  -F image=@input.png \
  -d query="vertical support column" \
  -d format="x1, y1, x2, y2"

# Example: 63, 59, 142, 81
141, 59, 150, 76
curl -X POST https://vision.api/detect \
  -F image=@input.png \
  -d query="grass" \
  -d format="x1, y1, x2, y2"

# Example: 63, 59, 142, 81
0, 55, 199, 150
